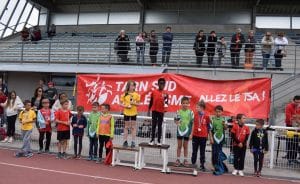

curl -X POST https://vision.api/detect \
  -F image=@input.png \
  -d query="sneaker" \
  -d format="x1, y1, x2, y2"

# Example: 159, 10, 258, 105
45, 150, 50, 154
131, 141, 136, 148
15, 152, 24, 158
25, 152, 33, 158
77, 155, 81, 159
93, 156, 98, 161
148, 140, 154, 146
157, 141, 162, 146
200, 165, 206, 172
1, 137, 8, 143
238, 170, 244, 177
56, 152, 62, 159
8, 137, 13, 143
37, 149, 43, 154
87, 156, 93, 161
123, 141, 128, 147
62, 152, 68, 160
73, 154, 78, 159
232, 169, 238, 176
96, 158, 102, 163
256, 171, 261, 177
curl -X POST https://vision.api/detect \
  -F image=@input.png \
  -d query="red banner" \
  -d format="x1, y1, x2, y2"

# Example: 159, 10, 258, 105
76, 73, 271, 119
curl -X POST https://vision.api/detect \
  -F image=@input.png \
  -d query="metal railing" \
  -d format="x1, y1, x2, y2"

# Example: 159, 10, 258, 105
0, 39, 299, 74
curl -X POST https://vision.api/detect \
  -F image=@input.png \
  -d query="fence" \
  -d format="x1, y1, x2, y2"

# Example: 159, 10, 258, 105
1, 113, 299, 171
0, 39, 299, 74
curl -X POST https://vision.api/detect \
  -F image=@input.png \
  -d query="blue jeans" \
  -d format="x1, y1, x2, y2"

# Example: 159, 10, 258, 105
212, 143, 223, 166
21, 129, 32, 154
136, 48, 145, 64
162, 49, 171, 64
262, 53, 270, 68
89, 136, 98, 157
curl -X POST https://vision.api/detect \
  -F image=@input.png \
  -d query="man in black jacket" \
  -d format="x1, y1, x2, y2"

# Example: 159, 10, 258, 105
207, 31, 217, 67
193, 30, 206, 67
230, 28, 245, 68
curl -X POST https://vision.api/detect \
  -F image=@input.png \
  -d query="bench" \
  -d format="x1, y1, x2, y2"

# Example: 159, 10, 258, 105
138, 142, 170, 172
112, 145, 139, 169
166, 162, 198, 176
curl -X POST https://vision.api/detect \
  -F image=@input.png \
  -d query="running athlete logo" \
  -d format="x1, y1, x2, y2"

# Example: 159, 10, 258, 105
84, 76, 112, 105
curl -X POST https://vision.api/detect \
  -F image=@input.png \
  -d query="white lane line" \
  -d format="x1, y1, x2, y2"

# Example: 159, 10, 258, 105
0, 162, 154, 184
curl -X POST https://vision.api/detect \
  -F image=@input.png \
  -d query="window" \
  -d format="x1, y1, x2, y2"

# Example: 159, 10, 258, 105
51, 13, 77, 25
292, 17, 300, 29
79, 13, 108, 25
109, 12, 140, 24
8, 0, 27, 29
27, 8, 39, 27
0, 0, 8, 16
0, 0, 18, 25
256, 16, 290, 29
39, 13, 47, 26
16, 3, 32, 32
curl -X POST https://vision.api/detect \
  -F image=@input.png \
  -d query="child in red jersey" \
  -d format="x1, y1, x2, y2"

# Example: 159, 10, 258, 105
231, 114, 250, 177
190, 100, 211, 171
148, 78, 168, 146
55, 100, 72, 159
37, 98, 54, 153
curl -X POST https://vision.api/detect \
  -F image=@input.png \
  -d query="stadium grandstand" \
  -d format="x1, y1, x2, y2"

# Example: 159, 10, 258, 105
0, 0, 299, 184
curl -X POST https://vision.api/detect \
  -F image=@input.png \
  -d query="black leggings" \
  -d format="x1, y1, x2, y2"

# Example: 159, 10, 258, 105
73, 135, 83, 156
151, 111, 164, 142
233, 146, 246, 170
6, 115, 17, 137
98, 135, 110, 159
39, 131, 52, 151
253, 152, 264, 172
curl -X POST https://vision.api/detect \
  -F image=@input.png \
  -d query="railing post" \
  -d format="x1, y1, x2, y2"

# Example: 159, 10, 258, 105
48, 42, 51, 64
20, 42, 24, 63
294, 44, 297, 75
77, 42, 80, 65
269, 130, 276, 169
108, 42, 111, 66
162, 120, 167, 144
177, 42, 180, 73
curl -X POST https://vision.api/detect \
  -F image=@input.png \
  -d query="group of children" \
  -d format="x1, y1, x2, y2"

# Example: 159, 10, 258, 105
14, 77, 269, 177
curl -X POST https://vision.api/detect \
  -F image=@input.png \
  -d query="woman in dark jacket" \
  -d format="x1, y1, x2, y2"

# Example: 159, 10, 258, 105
230, 28, 245, 68
193, 30, 206, 67
207, 31, 217, 67
244, 30, 256, 69
31, 87, 44, 111
114, 30, 131, 63
149, 30, 159, 65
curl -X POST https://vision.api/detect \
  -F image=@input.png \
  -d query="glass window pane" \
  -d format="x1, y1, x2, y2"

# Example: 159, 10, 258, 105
109, 12, 139, 24
0, 0, 8, 16
27, 8, 39, 27
16, 22, 25, 32
39, 13, 47, 25
8, 0, 26, 28
79, 13, 108, 25
256, 16, 290, 29
19, 3, 32, 24
292, 17, 300, 29
0, 0, 18, 25
51, 13, 77, 25
3, 28, 13, 37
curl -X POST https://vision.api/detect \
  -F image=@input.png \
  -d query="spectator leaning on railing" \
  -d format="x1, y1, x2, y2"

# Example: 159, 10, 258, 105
207, 31, 217, 67
244, 30, 256, 69
114, 30, 131, 63
149, 30, 159, 65
261, 32, 274, 70
274, 32, 288, 71
162, 26, 174, 67
135, 32, 146, 64
230, 28, 245, 69
217, 36, 227, 66
193, 30, 206, 67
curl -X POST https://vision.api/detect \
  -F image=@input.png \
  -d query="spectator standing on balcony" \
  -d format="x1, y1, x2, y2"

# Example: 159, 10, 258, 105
230, 28, 245, 68
217, 36, 227, 66
244, 30, 256, 69
149, 30, 159, 65
31, 26, 41, 42
285, 95, 300, 164
193, 30, 206, 67
274, 32, 288, 71
207, 31, 218, 67
115, 30, 130, 63
136, 32, 146, 64
45, 82, 58, 107
48, 24, 56, 38
21, 27, 30, 42
162, 26, 173, 67
261, 32, 274, 70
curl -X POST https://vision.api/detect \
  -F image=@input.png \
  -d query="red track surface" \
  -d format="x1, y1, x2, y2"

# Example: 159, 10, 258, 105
0, 148, 298, 184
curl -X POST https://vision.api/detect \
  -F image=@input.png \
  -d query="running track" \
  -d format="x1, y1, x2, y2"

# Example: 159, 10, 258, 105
0, 148, 298, 184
